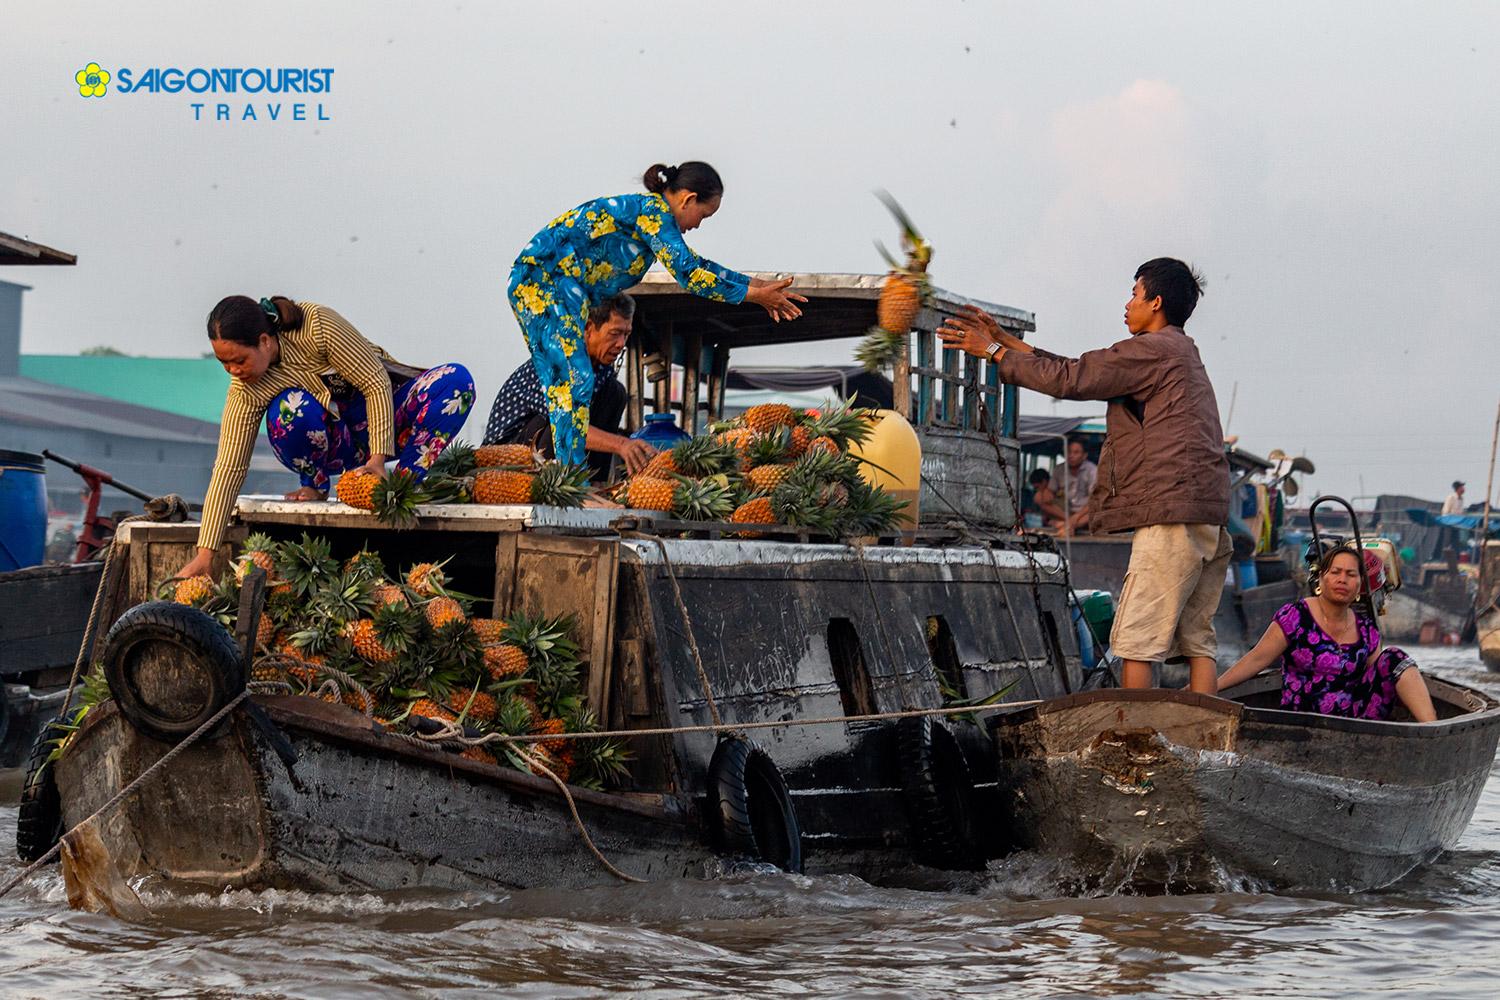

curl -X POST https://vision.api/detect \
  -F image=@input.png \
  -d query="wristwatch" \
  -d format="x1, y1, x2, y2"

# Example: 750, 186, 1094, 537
984, 341, 1003, 359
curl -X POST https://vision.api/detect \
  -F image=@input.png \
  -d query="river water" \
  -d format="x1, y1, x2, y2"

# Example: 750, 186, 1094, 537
2, 646, 1497, 998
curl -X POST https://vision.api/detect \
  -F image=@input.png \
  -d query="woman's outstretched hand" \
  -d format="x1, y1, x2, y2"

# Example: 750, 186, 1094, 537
747, 277, 808, 323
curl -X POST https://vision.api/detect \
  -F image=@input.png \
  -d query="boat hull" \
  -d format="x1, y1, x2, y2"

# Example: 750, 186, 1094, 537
992, 683, 1500, 891
57, 699, 715, 892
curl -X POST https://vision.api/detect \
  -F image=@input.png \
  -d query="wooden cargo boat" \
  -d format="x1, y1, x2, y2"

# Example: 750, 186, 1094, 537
990, 676, 1500, 892
43, 274, 1088, 892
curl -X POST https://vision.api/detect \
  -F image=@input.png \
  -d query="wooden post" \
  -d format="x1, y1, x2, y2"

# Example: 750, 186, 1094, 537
962, 354, 980, 430
653, 322, 673, 417
682, 333, 702, 434
916, 329, 934, 426
892, 336, 912, 419
625, 337, 644, 433
707, 345, 728, 423
941, 346, 959, 425
1478, 398, 1500, 604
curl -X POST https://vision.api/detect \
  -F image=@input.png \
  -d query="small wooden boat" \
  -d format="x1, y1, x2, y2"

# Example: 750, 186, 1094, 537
990, 675, 1500, 892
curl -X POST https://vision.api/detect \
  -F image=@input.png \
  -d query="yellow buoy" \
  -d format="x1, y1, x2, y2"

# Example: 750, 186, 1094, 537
848, 408, 921, 541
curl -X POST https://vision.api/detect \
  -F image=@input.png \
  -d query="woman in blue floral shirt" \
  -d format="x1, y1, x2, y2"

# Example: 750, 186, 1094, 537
508, 161, 805, 465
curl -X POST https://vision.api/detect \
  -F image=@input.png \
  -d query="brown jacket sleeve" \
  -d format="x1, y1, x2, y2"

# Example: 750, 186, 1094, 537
997, 335, 1160, 402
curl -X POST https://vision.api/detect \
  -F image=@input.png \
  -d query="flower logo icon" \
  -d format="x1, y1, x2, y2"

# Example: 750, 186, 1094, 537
75, 62, 110, 98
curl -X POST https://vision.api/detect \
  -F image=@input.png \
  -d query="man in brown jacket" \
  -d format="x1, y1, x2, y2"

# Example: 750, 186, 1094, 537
938, 258, 1230, 694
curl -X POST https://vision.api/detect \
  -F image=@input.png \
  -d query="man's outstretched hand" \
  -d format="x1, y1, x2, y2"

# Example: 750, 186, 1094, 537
936, 305, 1033, 359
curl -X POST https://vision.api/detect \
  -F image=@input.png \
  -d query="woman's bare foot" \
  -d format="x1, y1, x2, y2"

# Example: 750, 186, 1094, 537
284, 486, 328, 502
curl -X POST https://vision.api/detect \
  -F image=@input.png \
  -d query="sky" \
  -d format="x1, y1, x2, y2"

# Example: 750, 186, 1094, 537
4, 1, 1499, 506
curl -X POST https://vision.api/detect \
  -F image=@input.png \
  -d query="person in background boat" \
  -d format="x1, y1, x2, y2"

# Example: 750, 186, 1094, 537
483, 293, 654, 481
1057, 437, 1097, 536
1022, 467, 1064, 529
175, 296, 475, 580
1442, 480, 1466, 515
1215, 546, 1437, 722
937, 258, 1230, 695
508, 161, 807, 469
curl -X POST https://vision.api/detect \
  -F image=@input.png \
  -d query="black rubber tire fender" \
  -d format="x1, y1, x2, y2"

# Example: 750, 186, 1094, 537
896, 715, 985, 871
15, 716, 69, 863
101, 600, 245, 744
707, 736, 804, 873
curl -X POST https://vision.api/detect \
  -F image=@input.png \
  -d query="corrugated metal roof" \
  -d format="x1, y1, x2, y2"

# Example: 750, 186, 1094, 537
0, 376, 222, 443
20, 355, 229, 424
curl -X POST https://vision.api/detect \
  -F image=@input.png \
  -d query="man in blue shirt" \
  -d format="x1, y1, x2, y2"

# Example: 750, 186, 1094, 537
483, 293, 657, 480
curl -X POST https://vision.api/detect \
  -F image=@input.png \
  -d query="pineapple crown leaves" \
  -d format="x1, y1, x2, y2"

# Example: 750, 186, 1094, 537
746, 426, 791, 467
855, 329, 908, 374
371, 601, 424, 650
531, 461, 594, 508
282, 533, 340, 598
875, 190, 933, 270
805, 400, 878, 450
671, 474, 736, 522
669, 434, 738, 478
370, 468, 424, 529
431, 617, 485, 676
311, 570, 379, 625
428, 439, 477, 478
419, 472, 474, 505
342, 547, 387, 583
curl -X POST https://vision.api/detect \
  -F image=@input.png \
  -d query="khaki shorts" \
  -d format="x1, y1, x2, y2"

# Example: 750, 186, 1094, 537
1110, 523, 1233, 662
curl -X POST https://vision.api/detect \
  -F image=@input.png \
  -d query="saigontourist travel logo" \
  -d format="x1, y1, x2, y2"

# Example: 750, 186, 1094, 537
75, 62, 110, 97
72, 61, 335, 122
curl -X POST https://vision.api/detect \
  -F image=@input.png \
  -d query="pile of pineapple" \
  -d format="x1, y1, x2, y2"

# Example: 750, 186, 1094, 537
332, 442, 594, 526
166, 532, 630, 788
615, 399, 907, 538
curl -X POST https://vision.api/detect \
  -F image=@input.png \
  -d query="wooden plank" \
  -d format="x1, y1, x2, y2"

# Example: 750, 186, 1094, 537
509, 535, 619, 715
653, 322, 673, 415
493, 532, 519, 618
706, 345, 728, 422
235, 509, 525, 533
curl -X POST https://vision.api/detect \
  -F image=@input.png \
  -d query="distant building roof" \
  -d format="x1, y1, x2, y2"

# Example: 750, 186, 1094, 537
0, 376, 222, 444
0, 232, 76, 266
21, 355, 229, 424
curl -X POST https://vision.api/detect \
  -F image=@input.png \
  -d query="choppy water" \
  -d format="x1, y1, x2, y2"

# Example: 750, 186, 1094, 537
3, 646, 1498, 999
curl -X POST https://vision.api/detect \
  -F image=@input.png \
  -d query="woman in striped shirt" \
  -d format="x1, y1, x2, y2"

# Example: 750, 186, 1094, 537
175, 296, 474, 579
509, 161, 807, 466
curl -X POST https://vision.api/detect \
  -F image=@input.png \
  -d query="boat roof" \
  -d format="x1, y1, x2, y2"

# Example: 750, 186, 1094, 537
0, 232, 76, 266
626, 271, 1036, 349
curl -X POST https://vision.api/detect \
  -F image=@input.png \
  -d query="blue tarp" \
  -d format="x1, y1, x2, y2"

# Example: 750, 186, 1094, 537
1403, 508, 1500, 535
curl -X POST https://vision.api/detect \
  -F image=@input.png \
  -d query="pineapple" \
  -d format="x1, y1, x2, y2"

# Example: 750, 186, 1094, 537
335, 469, 379, 510
784, 424, 812, 461
622, 475, 675, 512
806, 400, 878, 452
369, 468, 424, 529
473, 468, 535, 504
483, 642, 530, 681
236, 532, 282, 585
460, 745, 497, 765
730, 496, 776, 537
172, 574, 214, 606
254, 614, 276, 650
251, 659, 287, 685
342, 547, 386, 582
423, 595, 467, 631
346, 602, 421, 665
408, 698, 456, 723
743, 403, 797, 434
807, 436, 839, 456
281, 533, 339, 599
474, 443, 537, 468
641, 435, 737, 480
405, 558, 452, 598
717, 426, 756, 471
445, 687, 498, 724
531, 462, 593, 508
471, 617, 505, 644
857, 192, 933, 372
429, 439, 478, 477
671, 475, 735, 522
747, 463, 793, 493
372, 582, 408, 609
535, 717, 570, 757
342, 689, 374, 714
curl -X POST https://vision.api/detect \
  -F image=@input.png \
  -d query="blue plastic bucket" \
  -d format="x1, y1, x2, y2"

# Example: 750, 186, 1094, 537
630, 412, 691, 450
0, 449, 48, 572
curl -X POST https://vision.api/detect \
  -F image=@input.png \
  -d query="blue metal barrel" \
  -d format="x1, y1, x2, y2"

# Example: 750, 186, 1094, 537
0, 449, 48, 571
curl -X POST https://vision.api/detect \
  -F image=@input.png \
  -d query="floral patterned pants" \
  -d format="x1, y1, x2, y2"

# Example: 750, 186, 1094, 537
266, 364, 475, 490
507, 263, 596, 467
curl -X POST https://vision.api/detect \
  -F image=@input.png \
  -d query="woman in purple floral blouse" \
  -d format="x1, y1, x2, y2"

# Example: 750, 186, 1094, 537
1216, 546, 1438, 722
